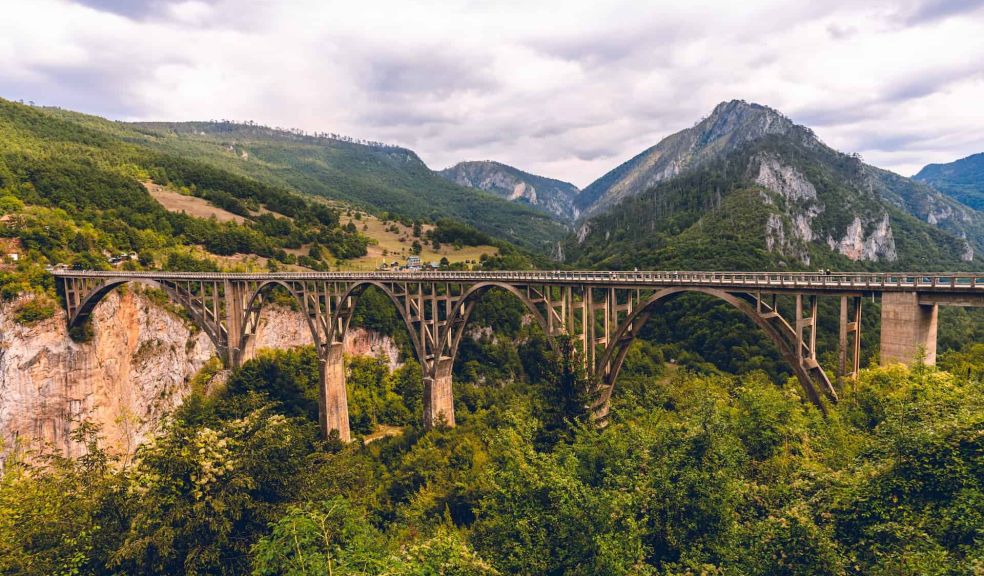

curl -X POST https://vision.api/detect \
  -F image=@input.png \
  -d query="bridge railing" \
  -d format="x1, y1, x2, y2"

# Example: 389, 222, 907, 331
51, 270, 983, 291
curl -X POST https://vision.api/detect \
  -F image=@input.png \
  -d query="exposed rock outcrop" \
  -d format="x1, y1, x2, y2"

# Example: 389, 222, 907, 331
826, 215, 898, 262
0, 293, 401, 465
438, 160, 581, 222
0, 291, 213, 463
248, 304, 401, 371
754, 153, 818, 202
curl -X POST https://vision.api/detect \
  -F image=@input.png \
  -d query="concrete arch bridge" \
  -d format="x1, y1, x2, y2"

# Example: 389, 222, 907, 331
54, 270, 984, 441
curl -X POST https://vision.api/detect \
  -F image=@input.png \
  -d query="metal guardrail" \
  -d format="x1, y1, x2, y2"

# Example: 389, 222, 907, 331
51, 270, 983, 292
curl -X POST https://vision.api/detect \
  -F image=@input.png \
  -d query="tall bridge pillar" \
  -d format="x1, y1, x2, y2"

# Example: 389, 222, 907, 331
320, 342, 351, 442
224, 280, 246, 367
880, 292, 938, 366
423, 357, 455, 429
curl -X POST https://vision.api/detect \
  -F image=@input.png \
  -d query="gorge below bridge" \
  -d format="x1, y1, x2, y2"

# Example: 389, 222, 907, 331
54, 270, 984, 442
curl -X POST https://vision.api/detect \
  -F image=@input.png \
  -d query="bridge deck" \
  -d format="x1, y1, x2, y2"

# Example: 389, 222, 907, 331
52, 270, 984, 295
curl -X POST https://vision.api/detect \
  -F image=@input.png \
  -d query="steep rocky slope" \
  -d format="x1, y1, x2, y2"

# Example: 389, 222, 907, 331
914, 152, 984, 210
438, 160, 580, 222
576, 100, 795, 217
0, 292, 400, 464
569, 101, 981, 270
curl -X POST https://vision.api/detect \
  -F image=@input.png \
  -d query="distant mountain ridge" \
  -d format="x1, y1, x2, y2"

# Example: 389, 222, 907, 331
913, 152, 984, 210
568, 100, 982, 270
437, 160, 580, 221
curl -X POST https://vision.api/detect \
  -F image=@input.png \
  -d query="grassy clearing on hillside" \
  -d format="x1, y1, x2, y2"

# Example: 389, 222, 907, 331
144, 182, 247, 224
144, 191, 499, 271
339, 211, 499, 271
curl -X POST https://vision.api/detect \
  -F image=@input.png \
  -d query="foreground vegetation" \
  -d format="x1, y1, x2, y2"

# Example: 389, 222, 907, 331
1, 340, 981, 575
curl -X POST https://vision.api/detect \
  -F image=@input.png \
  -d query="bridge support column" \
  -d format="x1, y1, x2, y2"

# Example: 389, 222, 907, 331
838, 296, 861, 383
423, 357, 455, 429
225, 280, 245, 368
880, 292, 937, 366
319, 343, 351, 442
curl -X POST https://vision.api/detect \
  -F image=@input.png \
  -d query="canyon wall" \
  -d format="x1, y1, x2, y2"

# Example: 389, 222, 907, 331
0, 290, 400, 466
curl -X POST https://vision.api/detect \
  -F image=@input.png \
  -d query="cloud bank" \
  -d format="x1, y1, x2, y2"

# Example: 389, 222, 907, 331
1, 0, 983, 186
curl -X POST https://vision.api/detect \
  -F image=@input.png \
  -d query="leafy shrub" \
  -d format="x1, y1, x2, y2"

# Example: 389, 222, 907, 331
13, 295, 56, 326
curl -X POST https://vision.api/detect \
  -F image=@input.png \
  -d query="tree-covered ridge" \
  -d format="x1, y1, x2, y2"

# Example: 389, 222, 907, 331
1, 341, 981, 575
0, 98, 377, 295
914, 152, 984, 210
35, 105, 567, 251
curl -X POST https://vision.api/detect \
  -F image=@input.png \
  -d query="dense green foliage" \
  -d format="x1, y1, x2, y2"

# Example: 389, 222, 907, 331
914, 152, 984, 210
0, 98, 370, 298
2, 344, 981, 575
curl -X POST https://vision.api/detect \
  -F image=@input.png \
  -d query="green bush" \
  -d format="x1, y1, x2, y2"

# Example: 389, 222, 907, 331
13, 295, 56, 326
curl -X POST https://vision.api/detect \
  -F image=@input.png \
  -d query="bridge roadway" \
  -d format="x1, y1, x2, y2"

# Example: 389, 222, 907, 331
53, 270, 984, 441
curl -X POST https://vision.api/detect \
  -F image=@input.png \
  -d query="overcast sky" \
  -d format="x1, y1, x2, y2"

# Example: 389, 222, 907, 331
1, 0, 983, 187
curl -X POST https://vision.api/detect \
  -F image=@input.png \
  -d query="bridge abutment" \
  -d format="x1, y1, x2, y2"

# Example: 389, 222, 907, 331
880, 291, 938, 366
423, 357, 455, 429
319, 343, 351, 442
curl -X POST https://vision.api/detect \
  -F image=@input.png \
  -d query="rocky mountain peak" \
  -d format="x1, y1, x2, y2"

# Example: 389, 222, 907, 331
699, 100, 794, 146
576, 100, 798, 216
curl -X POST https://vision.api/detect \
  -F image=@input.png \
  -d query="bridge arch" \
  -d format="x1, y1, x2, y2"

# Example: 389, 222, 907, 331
331, 280, 426, 365
238, 280, 321, 363
441, 281, 560, 367
68, 279, 225, 356
593, 287, 827, 414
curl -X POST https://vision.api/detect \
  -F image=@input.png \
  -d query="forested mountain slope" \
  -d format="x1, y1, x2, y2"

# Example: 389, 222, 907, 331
569, 102, 982, 271
914, 152, 984, 210
438, 160, 581, 222
0, 98, 369, 289
38, 108, 566, 250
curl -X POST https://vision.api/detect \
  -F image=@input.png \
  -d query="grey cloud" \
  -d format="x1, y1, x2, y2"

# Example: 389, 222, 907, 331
826, 23, 858, 39
71, 0, 161, 18
855, 131, 937, 153
529, 23, 686, 69
883, 65, 983, 101
902, 0, 984, 24
340, 41, 496, 99
1, 63, 146, 118
358, 105, 460, 130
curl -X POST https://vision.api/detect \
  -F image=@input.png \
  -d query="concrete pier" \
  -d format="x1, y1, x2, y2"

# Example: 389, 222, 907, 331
320, 343, 351, 442
423, 357, 455, 429
880, 292, 938, 365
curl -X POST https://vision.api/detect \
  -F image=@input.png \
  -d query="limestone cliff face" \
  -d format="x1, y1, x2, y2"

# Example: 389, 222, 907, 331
0, 291, 214, 463
753, 153, 898, 264
0, 294, 400, 465
249, 304, 402, 371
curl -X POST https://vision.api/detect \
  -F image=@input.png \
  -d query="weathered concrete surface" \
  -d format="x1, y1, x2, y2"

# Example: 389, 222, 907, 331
423, 357, 455, 429
320, 342, 350, 443
880, 291, 938, 365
